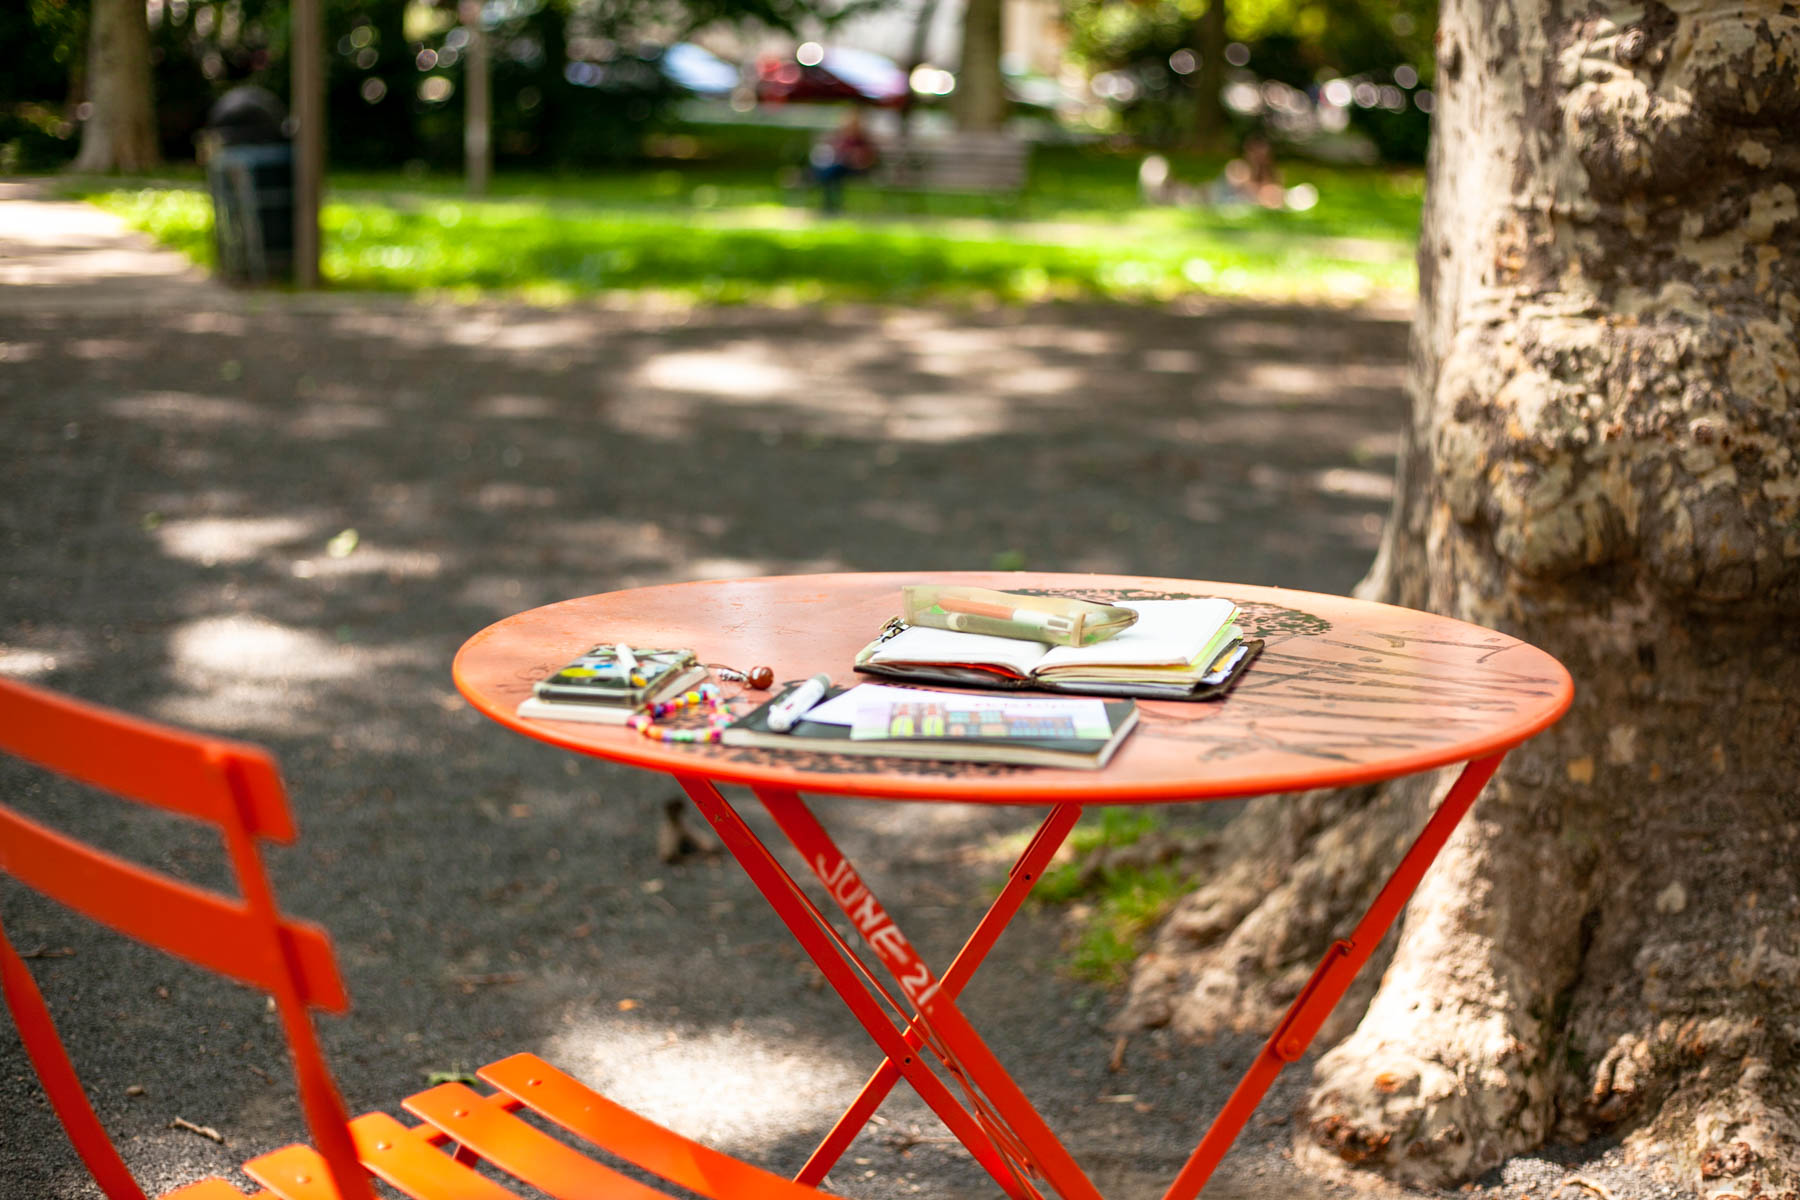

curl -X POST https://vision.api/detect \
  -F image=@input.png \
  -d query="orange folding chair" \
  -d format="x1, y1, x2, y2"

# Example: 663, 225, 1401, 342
0, 676, 841, 1200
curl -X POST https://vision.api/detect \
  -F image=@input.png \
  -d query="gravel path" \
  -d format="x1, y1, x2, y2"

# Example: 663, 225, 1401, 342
0, 182, 1689, 1200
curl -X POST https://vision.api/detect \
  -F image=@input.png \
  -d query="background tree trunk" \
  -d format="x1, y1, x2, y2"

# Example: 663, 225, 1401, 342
1191, 0, 1227, 149
69, 0, 159, 173
462, 3, 492, 197
896, 0, 943, 139
1120, 2, 1800, 1194
950, 0, 1007, 133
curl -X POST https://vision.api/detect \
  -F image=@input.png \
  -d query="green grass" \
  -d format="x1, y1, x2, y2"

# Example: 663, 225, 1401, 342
1062, 867, 1189, 986
1034, 809, 1191, 987
75, 128, 1422, 306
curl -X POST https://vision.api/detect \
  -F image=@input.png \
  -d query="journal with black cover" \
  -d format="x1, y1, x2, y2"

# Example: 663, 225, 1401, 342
721, 685, 1139, 770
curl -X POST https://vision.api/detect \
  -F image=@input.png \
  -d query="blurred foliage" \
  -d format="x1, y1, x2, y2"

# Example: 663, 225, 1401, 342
75, 136, 1421, 303
9, 0, 1442, 174
0, 103, 80, 172
2, 0, 86, 103
1227, 0, 1435, 80
0, 0, 85, 169
1063, 0, 1436, 159
8, 0, 890, 172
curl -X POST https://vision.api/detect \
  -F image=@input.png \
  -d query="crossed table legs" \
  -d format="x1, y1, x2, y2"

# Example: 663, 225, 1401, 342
674, 751, 1503, 1200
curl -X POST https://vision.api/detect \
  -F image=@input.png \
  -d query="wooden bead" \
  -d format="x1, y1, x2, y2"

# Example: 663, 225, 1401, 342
710, 663, 776, 690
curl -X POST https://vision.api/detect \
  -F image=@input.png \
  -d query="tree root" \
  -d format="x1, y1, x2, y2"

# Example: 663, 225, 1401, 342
1291, 767, 1583, 1185
1577, 990, 1800, 1200
1113, 779, 1416, 1044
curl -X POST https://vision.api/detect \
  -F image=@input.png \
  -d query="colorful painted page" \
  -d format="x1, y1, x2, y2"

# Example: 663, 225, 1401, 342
847, 692, 1117, 742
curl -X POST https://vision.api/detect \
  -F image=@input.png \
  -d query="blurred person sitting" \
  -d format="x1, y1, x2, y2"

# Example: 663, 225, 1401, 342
1217, 134, 1286, 209
811, 107, 879, 214
1140, 153, 1204, 206
1142, 138, 1291, 211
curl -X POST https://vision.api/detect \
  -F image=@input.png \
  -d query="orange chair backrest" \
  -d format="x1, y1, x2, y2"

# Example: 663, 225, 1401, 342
0, 677, 375, 1200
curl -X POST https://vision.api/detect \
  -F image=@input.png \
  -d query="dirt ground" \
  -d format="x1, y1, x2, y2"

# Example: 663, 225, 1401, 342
0, 182, 1690, 1200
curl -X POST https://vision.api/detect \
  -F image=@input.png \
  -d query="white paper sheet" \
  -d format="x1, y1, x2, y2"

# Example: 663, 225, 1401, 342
804, 683, 1109, 728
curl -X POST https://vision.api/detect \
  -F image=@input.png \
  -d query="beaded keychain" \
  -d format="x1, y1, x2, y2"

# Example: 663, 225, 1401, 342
709, 663, 774, 689
624, 661, 774, 743
626, 682, 730, 742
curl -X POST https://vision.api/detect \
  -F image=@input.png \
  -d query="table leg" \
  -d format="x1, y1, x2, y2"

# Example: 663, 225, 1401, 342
771, 795, 1083, 1186
673, 775, 1038, 1200
1160, 752, 1506, 1200
753, 787, 1105, 1200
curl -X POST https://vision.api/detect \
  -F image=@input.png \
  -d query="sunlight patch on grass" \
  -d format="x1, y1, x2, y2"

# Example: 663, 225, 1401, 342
94, 186, 216, 265
85, 174, 1415, 306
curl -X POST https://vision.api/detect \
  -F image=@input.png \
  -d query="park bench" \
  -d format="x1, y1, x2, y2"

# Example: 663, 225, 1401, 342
0, 675, 840, 1200
870, 131, 1030, 199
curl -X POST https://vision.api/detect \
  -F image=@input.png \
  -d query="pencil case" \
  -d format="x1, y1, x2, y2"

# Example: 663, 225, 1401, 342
901, 586, 1138, 647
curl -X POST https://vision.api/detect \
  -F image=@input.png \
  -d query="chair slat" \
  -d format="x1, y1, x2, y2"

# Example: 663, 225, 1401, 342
1, 677, 836, 1200
247, 1111, 518, 1200
242, 1144, 355, 1200
405, 1082, 679, 1200
0, 805, 347, 1011
353, 1111, 532, 1200
0, 679, 292, 840
480, 1054, 829, 1199
162, 1180, 266, 1199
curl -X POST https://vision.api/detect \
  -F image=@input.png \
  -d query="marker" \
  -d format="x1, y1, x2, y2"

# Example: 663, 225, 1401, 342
766, 674, 831, 732
936, 597, 1076, 640
613, 644, 638, 675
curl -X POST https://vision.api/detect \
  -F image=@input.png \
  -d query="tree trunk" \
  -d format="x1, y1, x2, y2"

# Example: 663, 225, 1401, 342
950, 0, 1007, 133
1191, 0, 1227, 149
291, 0, 323, 288
897, 0, 943, 139
461, 0, 491, 196
1119, 3, 1800, 1195
69, 0, 159, 173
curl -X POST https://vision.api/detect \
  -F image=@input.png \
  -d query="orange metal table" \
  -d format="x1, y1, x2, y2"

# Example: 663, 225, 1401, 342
454, 572, 1573, 1200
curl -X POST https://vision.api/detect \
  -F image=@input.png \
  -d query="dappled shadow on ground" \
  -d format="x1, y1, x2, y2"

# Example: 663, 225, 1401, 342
0, 291, 1407, 1199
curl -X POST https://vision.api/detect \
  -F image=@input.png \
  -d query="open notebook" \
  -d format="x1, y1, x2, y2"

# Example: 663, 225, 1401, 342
854, 598, 1260, 701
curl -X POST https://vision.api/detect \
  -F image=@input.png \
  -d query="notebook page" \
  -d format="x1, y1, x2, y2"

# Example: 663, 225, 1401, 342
1035, 599, 1238, 669
863, 624, 1053, 675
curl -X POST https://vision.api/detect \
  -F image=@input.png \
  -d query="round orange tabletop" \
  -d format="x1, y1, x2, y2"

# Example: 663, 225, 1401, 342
453, 572, 1573, 805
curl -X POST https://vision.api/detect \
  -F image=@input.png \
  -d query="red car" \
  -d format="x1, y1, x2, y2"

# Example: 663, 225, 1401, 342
755, 44, 909, 107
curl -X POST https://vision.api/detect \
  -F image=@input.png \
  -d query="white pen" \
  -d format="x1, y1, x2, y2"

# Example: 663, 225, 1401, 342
614, 644, 638, 675
766, 674, 831, 733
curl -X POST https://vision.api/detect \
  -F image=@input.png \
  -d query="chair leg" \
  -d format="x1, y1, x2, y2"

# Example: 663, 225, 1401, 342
0, 922, 149, 1200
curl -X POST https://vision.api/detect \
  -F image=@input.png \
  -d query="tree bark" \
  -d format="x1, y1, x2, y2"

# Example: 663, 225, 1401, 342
950, 0, 1008, 133
291, 0, 323, 289
1191, 0, 1227, 149
461, 0, 492, 196
1120, 3, 1800, 1195
69, 0, 159, 173
896, 0, 943, 139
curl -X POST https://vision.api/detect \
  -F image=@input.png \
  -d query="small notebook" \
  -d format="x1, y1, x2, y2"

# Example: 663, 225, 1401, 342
519, 645, 707, 725
532, 646, 698, 706
518, 665, 710, 725
855, 598, 1260, 701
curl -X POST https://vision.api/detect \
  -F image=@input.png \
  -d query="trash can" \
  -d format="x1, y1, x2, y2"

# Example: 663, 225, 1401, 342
202, 86, 295, 285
